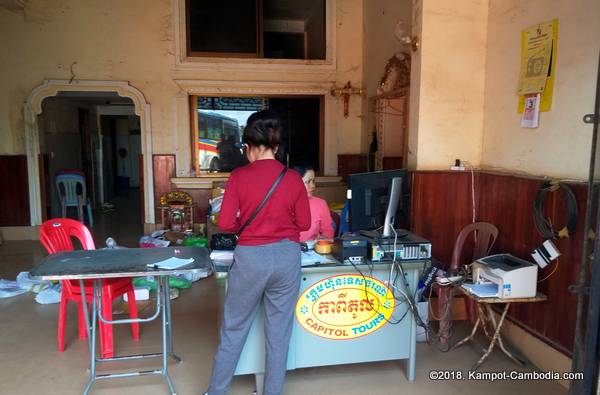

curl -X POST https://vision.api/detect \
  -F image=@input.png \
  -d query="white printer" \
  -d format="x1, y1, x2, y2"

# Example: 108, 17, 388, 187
472, 254, 538, 299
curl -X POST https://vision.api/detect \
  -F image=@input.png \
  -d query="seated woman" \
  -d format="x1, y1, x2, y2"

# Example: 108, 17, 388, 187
292, 164, 335, 242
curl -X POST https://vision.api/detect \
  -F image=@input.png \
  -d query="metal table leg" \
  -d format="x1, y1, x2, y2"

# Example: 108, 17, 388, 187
164, 277, 181, 363
81, 280, 99, 395
254, 373, 264, 395
75, 276, 184, 395
161, 276, 177, 395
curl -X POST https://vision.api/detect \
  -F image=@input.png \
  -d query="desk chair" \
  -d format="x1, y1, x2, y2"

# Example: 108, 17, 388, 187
434, 222, 498, 347
55, 173, 94, 227
39, 218, 139, 358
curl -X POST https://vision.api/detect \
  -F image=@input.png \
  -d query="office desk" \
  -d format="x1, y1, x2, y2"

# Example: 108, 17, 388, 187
30, 247, 211, 395
215, 259, 428, 395
452, 287, 547, 370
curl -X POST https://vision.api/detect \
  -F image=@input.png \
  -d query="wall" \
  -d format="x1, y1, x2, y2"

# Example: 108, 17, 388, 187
0, 0, 177, 156
408, 0, 489, 170
0, 0, 365, 177
363, 0, 412, 151
411, 170, 586, 367
482, 0, 600, 179
39, 97, 102, 217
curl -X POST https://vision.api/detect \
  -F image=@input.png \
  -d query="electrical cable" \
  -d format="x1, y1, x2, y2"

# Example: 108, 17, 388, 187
538, 260, 560, 283
533, 181, 578, 239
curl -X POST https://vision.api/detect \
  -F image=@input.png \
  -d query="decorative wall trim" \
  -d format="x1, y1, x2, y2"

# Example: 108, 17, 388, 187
170, 175, 343, 190
24, 80, 155, 225
173, 0, 337, 72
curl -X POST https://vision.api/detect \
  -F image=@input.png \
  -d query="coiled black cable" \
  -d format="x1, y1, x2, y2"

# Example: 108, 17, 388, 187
533, 181, 578, 239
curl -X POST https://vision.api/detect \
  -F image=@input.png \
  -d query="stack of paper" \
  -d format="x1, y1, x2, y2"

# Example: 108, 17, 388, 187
462, 283, 498, 298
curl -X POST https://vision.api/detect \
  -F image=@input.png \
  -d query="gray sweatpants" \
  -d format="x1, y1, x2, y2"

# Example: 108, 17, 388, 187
207, 239, 301, 395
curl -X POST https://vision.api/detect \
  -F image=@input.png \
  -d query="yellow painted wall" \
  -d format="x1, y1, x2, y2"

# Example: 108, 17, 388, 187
0, 0, 176, 155
482, 0, 600, 179
408, 0, 489, 170
333, 0, 365, 158
0, 0, 365, 176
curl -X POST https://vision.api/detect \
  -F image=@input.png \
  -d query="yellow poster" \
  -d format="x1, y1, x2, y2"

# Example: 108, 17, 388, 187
518, 19, 558, 112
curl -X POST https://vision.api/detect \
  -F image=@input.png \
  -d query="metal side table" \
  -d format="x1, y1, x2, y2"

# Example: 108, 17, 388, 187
31, 247, 212, 395
452, 287, 547, 370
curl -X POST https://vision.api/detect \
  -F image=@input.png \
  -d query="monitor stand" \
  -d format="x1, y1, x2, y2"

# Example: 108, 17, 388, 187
359, 229, 409, 239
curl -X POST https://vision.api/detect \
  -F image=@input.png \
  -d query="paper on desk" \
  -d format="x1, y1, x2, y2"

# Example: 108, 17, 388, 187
301, 250, 335, 266
147, 257, 194, 269
462, 283, 498, 298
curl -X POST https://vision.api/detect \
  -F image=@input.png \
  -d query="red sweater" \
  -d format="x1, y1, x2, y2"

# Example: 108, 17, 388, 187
218, 159, 311, 246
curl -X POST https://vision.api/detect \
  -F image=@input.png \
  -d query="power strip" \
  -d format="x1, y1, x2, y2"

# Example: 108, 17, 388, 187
450, 166, 466, 171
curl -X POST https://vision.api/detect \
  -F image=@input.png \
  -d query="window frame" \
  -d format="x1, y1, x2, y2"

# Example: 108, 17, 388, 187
189, 94, 325, 176
184, 0, 328, 61
185, 0, 263, 58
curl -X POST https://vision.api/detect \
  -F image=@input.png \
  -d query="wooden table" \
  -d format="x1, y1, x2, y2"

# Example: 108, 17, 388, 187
452, 287, 547, 370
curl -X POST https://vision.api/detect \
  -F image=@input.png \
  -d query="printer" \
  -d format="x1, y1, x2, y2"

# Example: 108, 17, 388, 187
472, 254, 538, 299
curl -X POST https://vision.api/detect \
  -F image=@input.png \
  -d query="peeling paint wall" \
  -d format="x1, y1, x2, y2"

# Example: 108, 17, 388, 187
0, 0, 366, 176
409, 0, 489, 170
482, 0, 600, 179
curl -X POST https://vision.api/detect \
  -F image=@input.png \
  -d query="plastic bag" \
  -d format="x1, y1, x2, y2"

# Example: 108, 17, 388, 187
133, 276, 157, 290
0, 279, 29, 298
139, 236, 171, 248
35, 284, 62, 304
16, 272, 51, 293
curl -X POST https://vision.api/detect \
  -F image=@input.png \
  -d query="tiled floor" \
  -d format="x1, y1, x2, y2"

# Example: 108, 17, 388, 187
0, 197, 568, 394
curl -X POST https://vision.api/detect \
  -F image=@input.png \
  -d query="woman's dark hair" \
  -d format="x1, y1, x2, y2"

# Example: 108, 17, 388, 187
243, 110, 282, 150
291, 163, 314, 178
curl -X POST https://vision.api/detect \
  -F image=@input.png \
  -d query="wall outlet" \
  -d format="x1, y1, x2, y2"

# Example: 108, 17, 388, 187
450, 165, 465, 171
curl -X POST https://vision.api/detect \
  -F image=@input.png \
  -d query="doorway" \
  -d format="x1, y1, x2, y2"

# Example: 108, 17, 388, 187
38, 92, 143, 246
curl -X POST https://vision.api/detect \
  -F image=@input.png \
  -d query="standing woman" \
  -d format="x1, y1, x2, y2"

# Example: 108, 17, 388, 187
206, 110, 311, 395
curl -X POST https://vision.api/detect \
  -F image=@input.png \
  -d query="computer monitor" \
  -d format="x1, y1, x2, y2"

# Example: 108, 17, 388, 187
347, 169, 410, 237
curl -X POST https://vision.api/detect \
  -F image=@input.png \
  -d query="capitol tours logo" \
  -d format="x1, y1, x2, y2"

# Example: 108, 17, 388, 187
296, 274, 395, 340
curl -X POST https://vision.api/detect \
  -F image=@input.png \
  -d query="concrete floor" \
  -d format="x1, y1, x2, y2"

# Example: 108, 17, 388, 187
0, 194, 568, 394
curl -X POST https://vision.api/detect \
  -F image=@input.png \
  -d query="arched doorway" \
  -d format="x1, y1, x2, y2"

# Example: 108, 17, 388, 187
24, 80, 155, 226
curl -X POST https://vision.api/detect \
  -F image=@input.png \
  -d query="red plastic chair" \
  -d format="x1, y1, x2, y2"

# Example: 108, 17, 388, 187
39, 219, 139, 358
434, 222, 498, 346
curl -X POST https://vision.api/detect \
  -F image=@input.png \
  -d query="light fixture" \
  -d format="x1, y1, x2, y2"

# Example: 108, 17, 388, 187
394, 21, 419, 52
400, 35, 419, 52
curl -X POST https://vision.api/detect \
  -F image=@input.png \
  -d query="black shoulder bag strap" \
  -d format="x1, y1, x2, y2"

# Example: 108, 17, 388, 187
235, 166, 287, 240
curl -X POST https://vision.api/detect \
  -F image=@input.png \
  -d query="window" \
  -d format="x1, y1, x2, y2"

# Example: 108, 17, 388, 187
186, 0, 326, 60
190, 96, 323, 174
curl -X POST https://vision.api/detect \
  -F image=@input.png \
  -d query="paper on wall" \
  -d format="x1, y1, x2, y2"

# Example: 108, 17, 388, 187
520, 93, 540, 128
